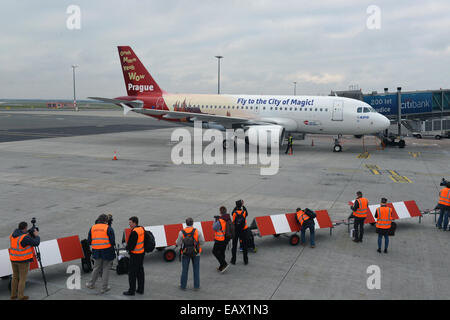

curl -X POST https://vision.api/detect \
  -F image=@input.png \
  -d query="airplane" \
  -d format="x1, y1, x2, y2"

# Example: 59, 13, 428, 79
90, 46, 390, 152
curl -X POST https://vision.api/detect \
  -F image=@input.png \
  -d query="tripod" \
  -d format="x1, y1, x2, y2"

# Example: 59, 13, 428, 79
34, 245, 49, 297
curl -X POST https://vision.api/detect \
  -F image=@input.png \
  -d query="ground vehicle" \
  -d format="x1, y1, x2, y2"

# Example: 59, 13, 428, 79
412, 130, 450, 140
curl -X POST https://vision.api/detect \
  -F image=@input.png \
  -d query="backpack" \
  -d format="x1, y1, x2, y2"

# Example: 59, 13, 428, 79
144, 229, 156, 253
181, 228, 199, 257
388, 221, 397, 236
305, 208, 317, 219
116, 256, 129, 275
80, 239, 93, 273
234, 209, 247, 231
224, 219, 235, 241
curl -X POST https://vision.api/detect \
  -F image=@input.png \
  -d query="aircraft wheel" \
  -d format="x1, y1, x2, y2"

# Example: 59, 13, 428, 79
289, 234, 300, 246
333, 144, 342, 152
163, 249, 176, 262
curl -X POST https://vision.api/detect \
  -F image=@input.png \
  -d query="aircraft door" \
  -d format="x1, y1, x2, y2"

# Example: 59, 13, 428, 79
332, 100, 344, 121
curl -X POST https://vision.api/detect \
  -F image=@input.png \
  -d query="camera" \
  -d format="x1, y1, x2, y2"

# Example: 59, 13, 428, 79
107, 214, 113, 226
214, 215, 220, 220
440, 178, 449, 187
28, 217, 39, 238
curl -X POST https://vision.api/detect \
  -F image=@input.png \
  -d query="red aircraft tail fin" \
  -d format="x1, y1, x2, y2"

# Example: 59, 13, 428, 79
117, 46, 163, 96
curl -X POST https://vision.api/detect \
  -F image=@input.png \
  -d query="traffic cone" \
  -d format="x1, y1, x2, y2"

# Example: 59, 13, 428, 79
113, 151, 118, 161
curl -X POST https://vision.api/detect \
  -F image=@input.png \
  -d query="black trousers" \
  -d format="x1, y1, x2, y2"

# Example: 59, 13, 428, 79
213, 240, 228, 267
231, 230, 248, 263
285, 144, 293, 154
128, 253, 145, 293
353, 217, 365, 241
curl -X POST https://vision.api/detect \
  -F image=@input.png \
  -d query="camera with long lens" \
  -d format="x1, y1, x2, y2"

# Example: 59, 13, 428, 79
28, 217, 39, 238
440, 178, 449, 187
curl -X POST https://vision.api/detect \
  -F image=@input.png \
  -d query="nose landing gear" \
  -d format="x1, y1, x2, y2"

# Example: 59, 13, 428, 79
333, 135, 343, 152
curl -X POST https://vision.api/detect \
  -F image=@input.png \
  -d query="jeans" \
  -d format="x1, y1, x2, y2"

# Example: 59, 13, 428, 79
437, 207, 450, 230
128, 253, 145, 293
180, 255, 200, 289
353, 217, 365, 241
378, 234, 389, 250
300, 224, 315, 246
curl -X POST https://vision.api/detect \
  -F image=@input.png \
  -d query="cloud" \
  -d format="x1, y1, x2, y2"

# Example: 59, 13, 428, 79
0, 0, 449, 99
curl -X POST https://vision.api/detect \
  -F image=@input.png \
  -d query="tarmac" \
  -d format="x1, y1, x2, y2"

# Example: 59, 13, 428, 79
0, 109, 449, 300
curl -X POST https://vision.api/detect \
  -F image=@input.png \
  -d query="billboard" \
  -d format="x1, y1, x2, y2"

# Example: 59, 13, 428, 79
363, 92, 432, 116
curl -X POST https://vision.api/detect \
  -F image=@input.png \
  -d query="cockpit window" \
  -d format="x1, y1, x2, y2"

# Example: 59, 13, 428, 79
357, 107, 362, 113
363, 107, 370, 113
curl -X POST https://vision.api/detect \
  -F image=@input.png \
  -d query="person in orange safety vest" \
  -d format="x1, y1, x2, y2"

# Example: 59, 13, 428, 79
375, 198, 393, 253
349, 191, 369, 243
9, 221, 40, 300
436, 180, 450, 230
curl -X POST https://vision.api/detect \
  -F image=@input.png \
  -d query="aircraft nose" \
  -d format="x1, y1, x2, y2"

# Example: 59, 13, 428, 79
380, 115, 390, 130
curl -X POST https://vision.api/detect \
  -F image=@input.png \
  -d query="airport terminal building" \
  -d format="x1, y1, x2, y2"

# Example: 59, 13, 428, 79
332, 88, 450, 136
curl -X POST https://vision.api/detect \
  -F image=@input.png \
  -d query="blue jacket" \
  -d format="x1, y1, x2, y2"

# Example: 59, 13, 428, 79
10, 229, 41, 263
87, 224, 116, 261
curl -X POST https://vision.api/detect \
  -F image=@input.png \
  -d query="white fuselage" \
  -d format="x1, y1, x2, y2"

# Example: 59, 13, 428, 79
162, 94, 391, 135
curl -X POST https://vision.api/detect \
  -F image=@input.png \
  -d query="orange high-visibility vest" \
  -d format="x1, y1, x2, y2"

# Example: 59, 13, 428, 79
233, 209, 248, 230
182, 227, 202, 253
376, 206, 392, 229
439, 188, 450, 207
90, 224, 112, 250
214, 219, 227, 241
353, 197, 369, 218
296, 210, 310, 227
130, 226, 145, 254
9, 233, 34, 262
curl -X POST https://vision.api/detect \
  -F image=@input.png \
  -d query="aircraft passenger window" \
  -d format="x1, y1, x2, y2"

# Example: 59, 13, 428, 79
270, 107, 273, 110
250, 107, 253, 110
263, 107, 265, 110
320, 108, 323, 112
363, 107, 370, 113
357, 107, 362, 113
295, 108, 297, 111
275, 107, 278, 110
310, 108, 312, 111
285, 107, 287, 111
325, 108, 328, 112
246, 106, 248, 109
290, 107, 292, 111
315, 108, 317, 111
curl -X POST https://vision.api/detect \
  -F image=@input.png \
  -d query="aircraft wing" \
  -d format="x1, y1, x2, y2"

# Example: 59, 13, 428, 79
88, 97, 144, 109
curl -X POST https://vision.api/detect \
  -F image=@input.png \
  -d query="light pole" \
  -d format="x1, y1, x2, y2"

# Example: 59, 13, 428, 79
72, 65, 78, 111
215, 56, 223, 94
293, 82, 297, 96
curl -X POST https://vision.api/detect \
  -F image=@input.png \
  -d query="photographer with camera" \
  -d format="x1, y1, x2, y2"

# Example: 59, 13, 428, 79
436, 178, 450, 231
86, 214, 116, 294
8, 221, 40, 300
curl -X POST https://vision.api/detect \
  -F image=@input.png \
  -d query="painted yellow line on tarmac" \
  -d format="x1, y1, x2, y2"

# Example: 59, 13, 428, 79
365, 164, 381, 175
357, 151, 370, 159
388, 170, 412, 183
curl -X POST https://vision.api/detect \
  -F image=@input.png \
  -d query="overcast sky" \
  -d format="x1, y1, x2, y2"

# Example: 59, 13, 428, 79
0, 0, 449, 99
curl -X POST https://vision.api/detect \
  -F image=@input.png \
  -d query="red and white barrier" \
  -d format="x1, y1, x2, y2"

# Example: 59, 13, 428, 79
253, 210, 333, 237
124, 220, 216, 248
348, 200, 421, 224
0, 235, 83, 278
